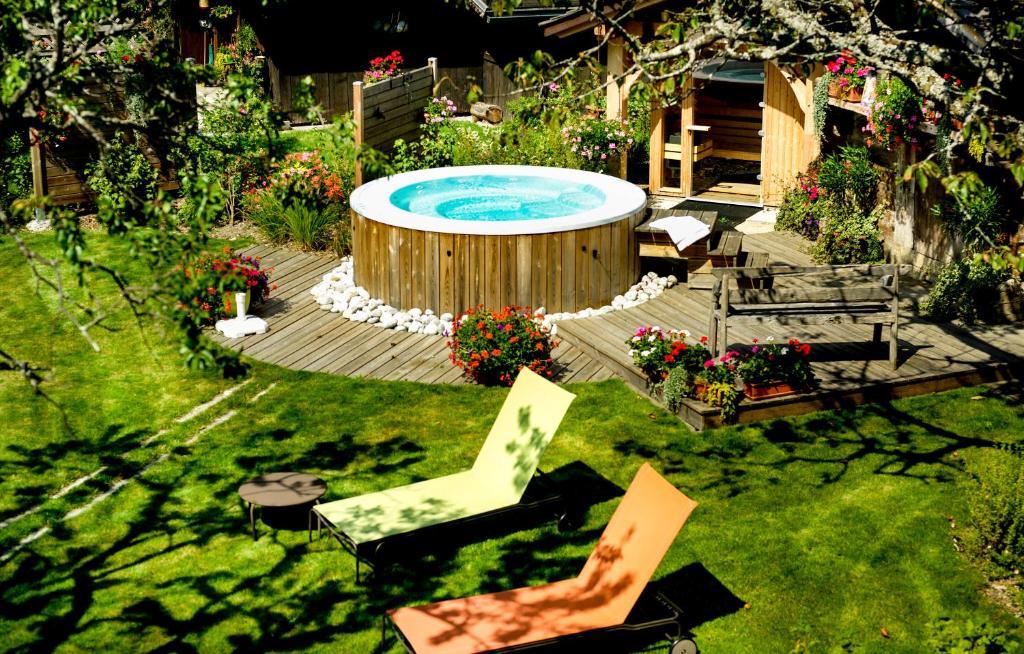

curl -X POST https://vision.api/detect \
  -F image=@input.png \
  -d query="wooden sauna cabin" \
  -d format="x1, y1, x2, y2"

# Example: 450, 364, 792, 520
649, 59, 820, 207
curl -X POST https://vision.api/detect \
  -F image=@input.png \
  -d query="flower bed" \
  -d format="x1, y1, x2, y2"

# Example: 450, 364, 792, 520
447, 306, 557, 386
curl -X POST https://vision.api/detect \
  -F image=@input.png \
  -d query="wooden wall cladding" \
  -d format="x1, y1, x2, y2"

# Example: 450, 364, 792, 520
352, 209, 645, 315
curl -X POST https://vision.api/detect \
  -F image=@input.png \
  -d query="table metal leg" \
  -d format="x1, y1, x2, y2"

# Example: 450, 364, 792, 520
249, 502, 257, 541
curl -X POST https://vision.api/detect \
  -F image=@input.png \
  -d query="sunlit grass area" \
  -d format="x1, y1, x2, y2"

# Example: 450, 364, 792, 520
2, 234, 1022, 652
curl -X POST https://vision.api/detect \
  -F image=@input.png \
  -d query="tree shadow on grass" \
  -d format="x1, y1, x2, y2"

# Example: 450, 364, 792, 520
613, 382, 1024, 501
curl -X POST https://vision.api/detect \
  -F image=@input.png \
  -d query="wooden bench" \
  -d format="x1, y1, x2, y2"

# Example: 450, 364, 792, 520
635, 209, 747, 273
708, 264, 903, 369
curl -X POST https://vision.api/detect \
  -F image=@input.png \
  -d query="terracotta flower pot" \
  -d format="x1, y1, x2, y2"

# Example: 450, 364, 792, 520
743, 380, 799, 400
828, 80, 863, 103
693, 382, 708, 400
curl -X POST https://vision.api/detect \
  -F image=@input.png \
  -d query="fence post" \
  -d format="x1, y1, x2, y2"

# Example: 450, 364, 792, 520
29, 129, 45, 198
428, 57, 438, 89
353, 80, 364, 187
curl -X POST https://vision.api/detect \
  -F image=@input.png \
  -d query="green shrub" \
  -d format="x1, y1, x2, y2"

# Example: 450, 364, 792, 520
817, 146, 878, 214
451, 120, 582, 169
933, 184, 1009, 251
188, 75, 272, 224
776, 176, 823, 240
391, 96, 458, 173
923, 258, 1009, 324
964, 448, 1024, 578
0, 131, 32, 216
244, 192, 288, 243
811, 204, 884, 264
928, 617, 1018, 654
85, 131, 159, 214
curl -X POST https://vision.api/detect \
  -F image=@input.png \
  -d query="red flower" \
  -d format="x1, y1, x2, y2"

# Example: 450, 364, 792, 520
121, 54, 131, 62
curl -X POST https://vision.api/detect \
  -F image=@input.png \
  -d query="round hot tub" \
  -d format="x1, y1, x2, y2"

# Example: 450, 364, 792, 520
349, 165, 648, 314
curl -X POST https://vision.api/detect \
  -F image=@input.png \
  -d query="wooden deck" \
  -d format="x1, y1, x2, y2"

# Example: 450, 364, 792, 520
556, 231, 1024, 429
219, 236, 1023, 428
214, 245, 615, 384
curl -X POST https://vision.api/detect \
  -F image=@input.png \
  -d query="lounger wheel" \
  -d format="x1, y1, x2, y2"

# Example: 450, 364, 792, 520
670, 638, 698, 654
557, 511, 582, 532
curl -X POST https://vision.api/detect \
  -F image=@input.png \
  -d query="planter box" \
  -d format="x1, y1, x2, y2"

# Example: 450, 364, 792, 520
743, 380, 799, 400
827, 80, 863, 103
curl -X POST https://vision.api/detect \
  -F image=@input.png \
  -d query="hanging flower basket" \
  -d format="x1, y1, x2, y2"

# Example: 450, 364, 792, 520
743, 380, 799, 400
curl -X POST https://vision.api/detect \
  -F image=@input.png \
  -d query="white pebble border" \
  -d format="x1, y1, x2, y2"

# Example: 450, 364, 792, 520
310, 256, 678, 336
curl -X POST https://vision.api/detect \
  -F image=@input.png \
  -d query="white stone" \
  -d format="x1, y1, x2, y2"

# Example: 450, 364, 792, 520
439, 312, 453, 322
422, 323, 439, 335
408, 308, 422, 318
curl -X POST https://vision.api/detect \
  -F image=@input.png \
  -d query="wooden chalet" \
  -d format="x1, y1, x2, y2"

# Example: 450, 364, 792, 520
542, 1, 820, 208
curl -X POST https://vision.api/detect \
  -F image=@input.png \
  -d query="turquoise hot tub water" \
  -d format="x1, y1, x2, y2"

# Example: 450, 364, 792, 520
389, 174, 606, 222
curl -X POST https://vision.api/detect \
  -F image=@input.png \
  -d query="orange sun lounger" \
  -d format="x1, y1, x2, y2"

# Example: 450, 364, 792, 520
387, 463, 700, 654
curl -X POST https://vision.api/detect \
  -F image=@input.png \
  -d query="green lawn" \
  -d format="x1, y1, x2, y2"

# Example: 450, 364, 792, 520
1, 234, 1022, 652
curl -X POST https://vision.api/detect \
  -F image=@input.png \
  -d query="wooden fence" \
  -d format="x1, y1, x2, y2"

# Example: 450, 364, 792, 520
30, 82, 178, 206
353, 59, 438, 185
269, 55, 525, 122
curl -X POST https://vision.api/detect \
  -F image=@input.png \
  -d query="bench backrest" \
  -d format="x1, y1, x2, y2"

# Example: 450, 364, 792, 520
711, 264, 904, 309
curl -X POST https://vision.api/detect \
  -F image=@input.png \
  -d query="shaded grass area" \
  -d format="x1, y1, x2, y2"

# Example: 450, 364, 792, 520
3, 236, 1024, 652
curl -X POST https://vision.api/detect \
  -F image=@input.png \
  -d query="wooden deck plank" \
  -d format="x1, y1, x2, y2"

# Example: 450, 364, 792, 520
329, 329, 428, 377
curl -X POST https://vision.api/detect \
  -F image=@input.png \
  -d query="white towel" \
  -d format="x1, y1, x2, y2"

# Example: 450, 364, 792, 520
649, 215, 711, 251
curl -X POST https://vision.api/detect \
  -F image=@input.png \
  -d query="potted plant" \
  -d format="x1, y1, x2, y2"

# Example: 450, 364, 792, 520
824, 54, 874, 103
736, 337, 815, 400
625, 327, 711, 386
693, 351, 741, 422
188, 249, 274, 325
364, 50, 403, 84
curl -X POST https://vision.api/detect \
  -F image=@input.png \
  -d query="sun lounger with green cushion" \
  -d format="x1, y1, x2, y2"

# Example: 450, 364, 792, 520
310, 367, 576, 581
387, 463, 700, 654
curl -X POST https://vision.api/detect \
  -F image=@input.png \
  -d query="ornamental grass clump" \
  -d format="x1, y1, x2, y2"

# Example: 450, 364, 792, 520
448, 306, 557, 386
184, 248, 274, 324
736, 337, 815, 389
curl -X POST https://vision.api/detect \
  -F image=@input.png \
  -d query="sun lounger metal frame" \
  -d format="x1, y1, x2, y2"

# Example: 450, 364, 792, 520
385, 586, 699, 654
309, 469, 579, 583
